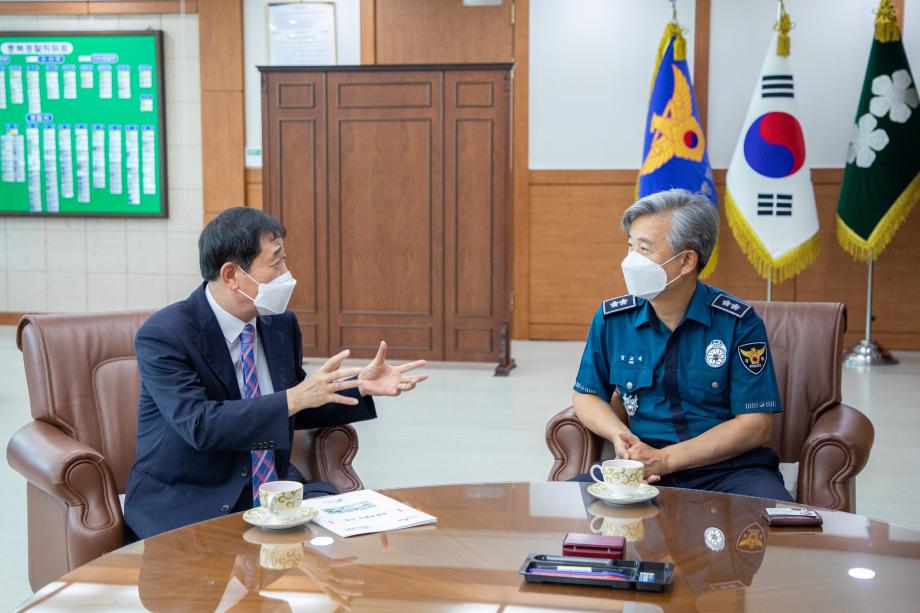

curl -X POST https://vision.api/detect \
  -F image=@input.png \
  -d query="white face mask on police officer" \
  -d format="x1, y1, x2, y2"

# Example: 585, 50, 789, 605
620, 250, 687, 301
237, 269, 297, 316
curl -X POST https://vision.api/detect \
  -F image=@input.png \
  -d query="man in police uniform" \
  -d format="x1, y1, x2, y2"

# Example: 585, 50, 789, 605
573, 188, 792, 500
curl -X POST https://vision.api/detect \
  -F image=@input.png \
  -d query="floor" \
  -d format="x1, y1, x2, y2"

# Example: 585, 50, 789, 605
1, 326, 918, 610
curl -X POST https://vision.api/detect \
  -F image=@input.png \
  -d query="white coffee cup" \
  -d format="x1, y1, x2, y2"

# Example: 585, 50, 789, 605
590, 459, 644, 496
259, 480, 304, 518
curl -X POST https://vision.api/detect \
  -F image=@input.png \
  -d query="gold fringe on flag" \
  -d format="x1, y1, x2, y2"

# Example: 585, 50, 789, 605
725, 189, 820, 283
654, 22, 686, 78
874, 0, 901, 43
773, 3, 792, 57
837, 170, 920, 262
700, 240, 718, 279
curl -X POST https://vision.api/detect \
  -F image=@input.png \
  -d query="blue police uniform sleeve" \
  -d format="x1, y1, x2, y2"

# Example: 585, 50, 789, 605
573, 308, 614, 402
729, 312, 782, 415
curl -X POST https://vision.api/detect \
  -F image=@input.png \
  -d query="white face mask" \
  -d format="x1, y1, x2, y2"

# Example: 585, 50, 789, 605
620, 250, 687, 301
236, 269, 297, 316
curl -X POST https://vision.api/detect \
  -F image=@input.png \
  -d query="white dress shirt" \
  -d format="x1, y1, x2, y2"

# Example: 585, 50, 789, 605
205, 284, 275, 397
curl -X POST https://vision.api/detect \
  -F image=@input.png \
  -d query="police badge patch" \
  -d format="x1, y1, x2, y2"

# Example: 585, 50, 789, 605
737, 342, 768, 375
705, 340, 727, 368
736, 522, 765, 554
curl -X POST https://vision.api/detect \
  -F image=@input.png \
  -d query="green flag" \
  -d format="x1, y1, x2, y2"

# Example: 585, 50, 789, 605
837, 0, 920, 262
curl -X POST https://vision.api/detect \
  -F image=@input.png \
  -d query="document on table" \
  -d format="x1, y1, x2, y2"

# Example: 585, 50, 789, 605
309, 489, 437, 538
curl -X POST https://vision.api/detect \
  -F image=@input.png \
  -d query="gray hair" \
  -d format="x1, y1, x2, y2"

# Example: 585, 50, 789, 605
620, 189, 719, 272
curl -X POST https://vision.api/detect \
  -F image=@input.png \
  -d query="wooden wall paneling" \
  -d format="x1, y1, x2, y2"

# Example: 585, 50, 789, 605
693, 0, 711, 131
327, 71, 445, 361
444, 70, 511, 362
0, 2, 198, 14
527, 171, 634, 341
360, 0, 376, 64
199, 0, 245, 222
374, 0, 513, 64
244, 168, 262, 210
200, 90, 245, 219
262, 71, 329, 356
512, 0, 530, 339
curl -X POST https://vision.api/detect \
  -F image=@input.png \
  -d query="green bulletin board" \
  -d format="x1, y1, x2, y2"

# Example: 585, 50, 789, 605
0, 31, 167, 217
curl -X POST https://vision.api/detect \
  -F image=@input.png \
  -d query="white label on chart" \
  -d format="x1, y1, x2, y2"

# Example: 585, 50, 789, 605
10, 66, 23, 105
140, 94, 153, 112
75, 124, 89, 203
43, 125, 59, 212
27, 124, 42, 212
13, 133, 25, 183
141, 125, 155, 194
125, 125, 140, 205
138, 64, 152, 89
80, 64, 94, 89
117, 65, 131, 99
98, 65, 112, 99
0, 68, 6, 109
1, 132, 12, 182
26, 66, 41, 113
58, 125, 73, 199
62, 65, 77, 99
45, 65, 60, 100
92, 124, 105, 189
108, 124, 122, 195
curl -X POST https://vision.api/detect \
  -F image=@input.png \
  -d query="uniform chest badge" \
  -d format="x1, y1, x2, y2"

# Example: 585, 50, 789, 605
705, 340, 727, 368
704, 526, 726, 551
738, 342, 768, 375
622, 392, 639, 416
737, 522, 766, 553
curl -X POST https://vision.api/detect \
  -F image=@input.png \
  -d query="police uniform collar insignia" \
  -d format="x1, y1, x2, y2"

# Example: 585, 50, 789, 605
710, 293, 751, 318
738, 342, 768, 375
736, 522, 765, 553
603, 294, 638, 316
705, 340, 727, 368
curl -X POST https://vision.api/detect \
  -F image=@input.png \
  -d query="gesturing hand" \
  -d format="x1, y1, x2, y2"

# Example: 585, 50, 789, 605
617, 432, 666, 484
287, 350, 362, 416
357, 341, 428, 397
296, 548, 364, 611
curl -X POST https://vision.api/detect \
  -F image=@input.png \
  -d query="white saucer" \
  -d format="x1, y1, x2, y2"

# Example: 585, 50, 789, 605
243, 501, 319, 530
587, 482, 659, 506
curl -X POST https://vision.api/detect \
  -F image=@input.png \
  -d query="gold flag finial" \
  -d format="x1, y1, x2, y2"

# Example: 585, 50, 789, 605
773, 1, 792, 57
875, 0, 901, 43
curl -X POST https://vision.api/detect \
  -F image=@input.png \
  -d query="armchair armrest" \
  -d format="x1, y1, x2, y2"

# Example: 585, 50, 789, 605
546, 406, 605, 481
797, 403, 874, 512
7, 420, 125, 588
291, 425, 363, 493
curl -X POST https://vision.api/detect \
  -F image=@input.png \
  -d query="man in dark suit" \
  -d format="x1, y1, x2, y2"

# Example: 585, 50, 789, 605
125, 207, 427, 539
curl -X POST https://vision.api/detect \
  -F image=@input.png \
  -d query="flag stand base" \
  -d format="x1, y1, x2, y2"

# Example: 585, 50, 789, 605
844, 339, 898, 367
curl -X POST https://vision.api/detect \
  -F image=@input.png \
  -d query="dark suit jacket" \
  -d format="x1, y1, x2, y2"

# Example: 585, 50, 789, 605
124, 283, 376, 538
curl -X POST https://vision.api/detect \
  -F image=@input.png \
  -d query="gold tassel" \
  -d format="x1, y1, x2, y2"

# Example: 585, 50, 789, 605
725, 189, 820, 283
874, 0, 901, 43
837, 170, 920, 262
654, 22, 686, 71
774, 3, 792, 57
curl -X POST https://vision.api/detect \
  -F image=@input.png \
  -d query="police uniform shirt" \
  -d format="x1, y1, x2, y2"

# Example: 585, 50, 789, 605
573, 281, 781, 444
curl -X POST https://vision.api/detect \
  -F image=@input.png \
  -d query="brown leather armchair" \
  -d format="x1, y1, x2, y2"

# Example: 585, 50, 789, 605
6, 311, 363, 591
546, 301, 874, 512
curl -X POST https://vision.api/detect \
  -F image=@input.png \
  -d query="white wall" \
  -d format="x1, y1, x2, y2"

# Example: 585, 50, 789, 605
243, 0, 361, 166
530, 0, 920, 170
0, 13, 204, 314
529, 0, 697, 169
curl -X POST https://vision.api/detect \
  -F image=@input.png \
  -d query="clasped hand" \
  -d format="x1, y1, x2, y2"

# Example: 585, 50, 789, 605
615, 431, 667, 484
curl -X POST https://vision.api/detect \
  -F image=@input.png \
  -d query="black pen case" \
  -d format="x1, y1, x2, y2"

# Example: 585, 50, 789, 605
520, 554, 674, 592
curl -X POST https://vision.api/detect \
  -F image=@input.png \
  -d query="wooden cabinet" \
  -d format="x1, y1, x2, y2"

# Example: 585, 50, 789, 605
261, 65, 514, 372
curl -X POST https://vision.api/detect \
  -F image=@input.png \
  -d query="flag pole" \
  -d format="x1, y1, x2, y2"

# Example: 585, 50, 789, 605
766, 278, 772, 302
844, 259, 898, 367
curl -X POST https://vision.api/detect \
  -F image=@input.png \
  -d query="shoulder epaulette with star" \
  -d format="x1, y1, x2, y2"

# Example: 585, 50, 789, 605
711, 293, 752, 318
602, 294, 638, 316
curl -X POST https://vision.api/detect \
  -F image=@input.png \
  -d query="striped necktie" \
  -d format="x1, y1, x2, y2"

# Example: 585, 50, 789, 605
240, 323, 277, 506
